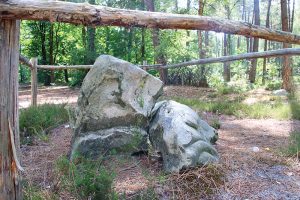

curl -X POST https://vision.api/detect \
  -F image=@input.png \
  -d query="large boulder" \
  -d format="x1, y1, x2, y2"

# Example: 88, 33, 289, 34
71, 55, 163, 158
149, 100, 219, 173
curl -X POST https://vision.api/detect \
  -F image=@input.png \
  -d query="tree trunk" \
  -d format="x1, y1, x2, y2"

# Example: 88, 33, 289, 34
186, 0, 191, 48
290, 0, 295, 32
223, 33, 230, 82
49, 23, 55, 83
0, 19, 22, 200
281, 0, 293, 91
262, 0, 272, 85
249, 0, 260, 83
198, 0, 208, 87
86, 0, 96, 64
144, 0, 168, 84
141, 28, 145, 63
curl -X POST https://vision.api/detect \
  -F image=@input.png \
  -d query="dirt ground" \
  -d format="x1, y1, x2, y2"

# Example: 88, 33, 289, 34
19, 85, 79, 108
20, 86, 300, 199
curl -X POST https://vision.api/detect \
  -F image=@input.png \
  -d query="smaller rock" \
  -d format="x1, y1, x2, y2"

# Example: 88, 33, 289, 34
252, 146, 260, 152
71, 127, 148, 159
149, 100, 219, 173
273, 89, 288, 96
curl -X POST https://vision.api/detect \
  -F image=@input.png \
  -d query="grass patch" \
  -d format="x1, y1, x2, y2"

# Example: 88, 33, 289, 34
170, 97, 300, 120
19, 104, 69, 140
55, 156, 117, 200
23, 181, 56, 200
282, 132, 300, 158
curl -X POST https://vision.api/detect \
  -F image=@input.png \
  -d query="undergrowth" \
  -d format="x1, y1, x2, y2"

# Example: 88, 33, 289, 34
19, 104, 68, 143
283, 132, 300, 158
172, 97, 300, 120
55, 156, 117, 200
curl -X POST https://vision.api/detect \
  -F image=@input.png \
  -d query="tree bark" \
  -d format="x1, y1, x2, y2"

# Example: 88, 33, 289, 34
262, 0, 272, 85
198, 0, 208, 86
144, 0, 168, 84
249, 0, 260, 83
1, 0, 300, 44
223, 33, 230, 82
49, 23, 55, 83
87, 0, 96, 64
281, 0, 293, 91
0, 19, 22, 200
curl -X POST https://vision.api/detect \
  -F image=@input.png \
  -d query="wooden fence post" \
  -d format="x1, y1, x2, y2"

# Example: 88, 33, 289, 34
0, 19, 22, 200
30, 58, 38, 106
142, 60, 147, 71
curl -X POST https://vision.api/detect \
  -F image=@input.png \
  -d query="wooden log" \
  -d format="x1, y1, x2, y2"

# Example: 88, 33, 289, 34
37, 65, 93, 70
1, 0, 300, 44
19, 54, 33, 68
30, 58, 38, 106
37, 64, 161, 70
146, 48, 300, 69
0, 19, 22, 200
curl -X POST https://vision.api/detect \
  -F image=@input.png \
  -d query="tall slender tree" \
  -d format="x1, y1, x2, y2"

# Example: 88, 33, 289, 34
262, 0, 272, 85
281, 0, 293, 91
249, 0, 260, 83
144, 0, 168, 84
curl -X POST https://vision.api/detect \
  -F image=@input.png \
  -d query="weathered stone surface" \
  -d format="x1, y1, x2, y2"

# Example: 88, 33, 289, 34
149, 100, 219, 172
71, 127, 148, 159
273, 89, 288, 96
70, 55, 163, 157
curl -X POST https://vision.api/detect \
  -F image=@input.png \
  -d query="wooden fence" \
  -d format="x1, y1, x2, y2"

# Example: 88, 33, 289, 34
23, 47, 300, 106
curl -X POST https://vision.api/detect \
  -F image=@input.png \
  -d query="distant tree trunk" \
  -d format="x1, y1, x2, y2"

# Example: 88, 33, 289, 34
174, 0, 179, 13
39, 22, 51, 86
141, 28, 145, 63
144, 0, 168, 84
290, 0, 295, 32
105, 27, 110, 54
281, 0, 293, 91
127, 28, 133, 62
186, 0, 191, 48
198, 0, 208, 87
249, 0, 260, 83
223, 33, 231, 82
223, 5, 231, 82
49, 23, 55, 83
262, 0, 272, 85
87, 0, 96, 64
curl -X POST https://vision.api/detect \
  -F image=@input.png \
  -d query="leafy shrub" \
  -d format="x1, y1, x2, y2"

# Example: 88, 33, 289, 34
19, 104, 69, 137
55, 156, 117, 200
265, 80, 282, 91
69, 70, 87, 87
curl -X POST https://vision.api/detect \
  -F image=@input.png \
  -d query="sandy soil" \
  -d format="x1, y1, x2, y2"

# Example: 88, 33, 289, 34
19, 86, 300, 199
19, 86, 79, 108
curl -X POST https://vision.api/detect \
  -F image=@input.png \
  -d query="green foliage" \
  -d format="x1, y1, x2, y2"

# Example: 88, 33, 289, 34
23, 182, 56, 200
282, 132, 300, 157
210, 118, 221, 130
265, 80, 282, 91
19, 104, 69, 138
172, 97, 300, 120
55, 156, 117, 200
